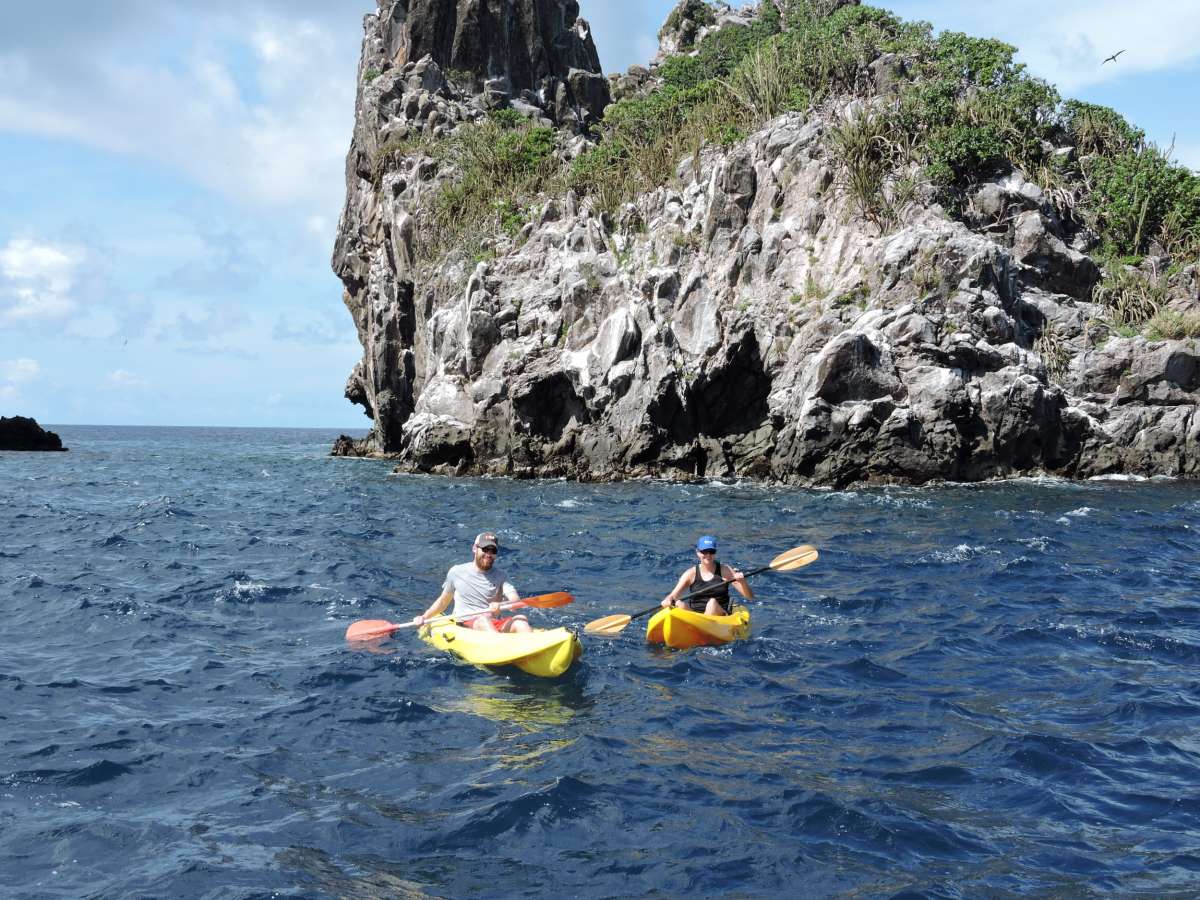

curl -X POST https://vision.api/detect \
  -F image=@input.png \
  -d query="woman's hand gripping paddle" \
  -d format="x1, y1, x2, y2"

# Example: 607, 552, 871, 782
583, 544, 819, 636
344, 591, 573, 642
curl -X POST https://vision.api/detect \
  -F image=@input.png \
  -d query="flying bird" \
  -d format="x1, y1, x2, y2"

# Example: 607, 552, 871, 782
1102, 50, 1126, 65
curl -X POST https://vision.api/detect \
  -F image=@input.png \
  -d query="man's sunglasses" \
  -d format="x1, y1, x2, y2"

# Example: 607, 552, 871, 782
477, 546, 499, 554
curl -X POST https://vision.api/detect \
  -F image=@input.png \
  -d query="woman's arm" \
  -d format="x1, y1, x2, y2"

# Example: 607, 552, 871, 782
724, 565, 754, 599
662, 569, 695, 607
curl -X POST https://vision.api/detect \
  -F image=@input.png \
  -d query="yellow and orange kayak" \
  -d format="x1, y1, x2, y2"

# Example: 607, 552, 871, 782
645, 605, 751, 649
419, 621, 582, 677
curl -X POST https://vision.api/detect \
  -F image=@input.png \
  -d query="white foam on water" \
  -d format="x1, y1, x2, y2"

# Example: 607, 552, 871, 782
1015, 537, 1051, 553
921, 544, 993, 564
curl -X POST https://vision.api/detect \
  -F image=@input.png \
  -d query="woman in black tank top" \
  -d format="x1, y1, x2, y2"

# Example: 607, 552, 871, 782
661, 535, 754, 616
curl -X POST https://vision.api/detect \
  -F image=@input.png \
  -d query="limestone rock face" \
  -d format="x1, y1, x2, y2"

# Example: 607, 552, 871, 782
330, 2, 1200, 486
379, 0, 608, 125
0, 416, 66, 451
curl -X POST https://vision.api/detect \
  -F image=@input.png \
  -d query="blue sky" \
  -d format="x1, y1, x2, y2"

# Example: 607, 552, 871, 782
2, 0, 1197, 428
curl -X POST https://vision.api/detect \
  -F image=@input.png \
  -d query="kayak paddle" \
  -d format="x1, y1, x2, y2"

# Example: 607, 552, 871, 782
345, 591, 574, 642
584, 544, 819, 636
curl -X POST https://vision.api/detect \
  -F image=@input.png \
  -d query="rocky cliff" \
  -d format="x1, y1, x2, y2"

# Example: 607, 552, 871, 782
331, 0, 1200, 486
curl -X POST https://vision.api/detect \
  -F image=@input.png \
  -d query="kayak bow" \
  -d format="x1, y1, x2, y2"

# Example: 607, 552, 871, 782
419, 621, 582, 678
646, 605, 751, 649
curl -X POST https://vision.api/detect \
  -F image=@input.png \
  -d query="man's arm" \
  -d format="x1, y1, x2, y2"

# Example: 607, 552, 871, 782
414, 587, 454, 625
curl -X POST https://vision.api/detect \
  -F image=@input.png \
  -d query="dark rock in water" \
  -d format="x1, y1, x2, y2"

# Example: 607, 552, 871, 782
330, 434, 373, 457
0, 416, 67, 451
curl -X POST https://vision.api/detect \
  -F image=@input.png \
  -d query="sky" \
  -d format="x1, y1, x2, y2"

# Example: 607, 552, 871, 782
2, 1, 1197, 428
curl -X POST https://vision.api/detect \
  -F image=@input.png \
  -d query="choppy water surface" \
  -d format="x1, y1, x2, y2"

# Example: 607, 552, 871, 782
4, 426, 1200, 897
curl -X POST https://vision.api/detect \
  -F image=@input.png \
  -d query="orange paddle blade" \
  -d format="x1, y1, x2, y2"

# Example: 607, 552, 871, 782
345, 619, 400, 642
523, 591, 573, 608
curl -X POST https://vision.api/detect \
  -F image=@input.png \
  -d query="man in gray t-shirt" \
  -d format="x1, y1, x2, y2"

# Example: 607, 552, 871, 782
412, 532, 532, 633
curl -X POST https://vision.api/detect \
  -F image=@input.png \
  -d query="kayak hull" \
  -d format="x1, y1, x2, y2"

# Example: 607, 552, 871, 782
419, 622, 582, 678
646, 605, 751, 649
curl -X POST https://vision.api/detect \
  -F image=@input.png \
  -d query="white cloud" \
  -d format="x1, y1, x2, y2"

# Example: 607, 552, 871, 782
0, 4, 367, 228
272, 309, 356, 345
1015, 0, 1200, 93
887, 0, 1200, 93
107, 369, 148, 390
160, 302, 252, 343
0, 356, 40, 401
2, 357, 40, 382
0, 238, 81, 324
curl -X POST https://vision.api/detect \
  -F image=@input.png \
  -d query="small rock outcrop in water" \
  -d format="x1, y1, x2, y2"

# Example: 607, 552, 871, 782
0, 416, 66, 451
331, 0, 1200, 486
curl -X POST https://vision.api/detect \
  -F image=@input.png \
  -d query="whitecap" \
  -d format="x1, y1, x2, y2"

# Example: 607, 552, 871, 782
1015, 537, 1051, 553
920, 544, 992, 564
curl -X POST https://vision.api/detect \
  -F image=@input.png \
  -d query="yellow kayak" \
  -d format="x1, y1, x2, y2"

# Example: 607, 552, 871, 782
646, 605, 751, 649
419, 621, 582, 677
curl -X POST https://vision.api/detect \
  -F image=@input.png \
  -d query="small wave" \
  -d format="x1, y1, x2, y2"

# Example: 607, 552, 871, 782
919, 544, 993, 564
1056, 507, 1099, 526
555, 499, 582, 509
299, 670, 368, 689
775, 789, 990, 862
7, 759, 134, 788
340, 697, 438, 725
1089, 473, 1149, 482
214, 579, 302, 604
433, 775, 598, 848
1012, 536, 1056, 554
880, 764, 977, 786
831, 657, 908, 684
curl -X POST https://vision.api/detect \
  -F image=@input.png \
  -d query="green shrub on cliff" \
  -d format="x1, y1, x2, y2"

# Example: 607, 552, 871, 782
570, 0, 1200, 266
419, 117, 561, 261
390, 0, 1200, 286
661, 0, 717, 47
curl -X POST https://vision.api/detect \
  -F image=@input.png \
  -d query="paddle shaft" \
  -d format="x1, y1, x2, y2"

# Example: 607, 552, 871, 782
347, 598, 533, 641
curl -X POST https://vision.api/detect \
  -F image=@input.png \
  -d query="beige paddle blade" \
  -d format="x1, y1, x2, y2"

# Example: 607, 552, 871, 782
584, 614, 634, 636
345, 619, 400, 642
770, 544, 819, 571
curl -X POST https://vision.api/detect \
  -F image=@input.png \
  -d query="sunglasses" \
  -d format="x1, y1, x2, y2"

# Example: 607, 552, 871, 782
477, 546, 499, 555
698, 549, 716, 555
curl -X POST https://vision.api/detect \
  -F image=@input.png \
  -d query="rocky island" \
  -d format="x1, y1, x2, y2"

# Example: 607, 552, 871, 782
0, 416, 66, 451
331, 0, 1200, 486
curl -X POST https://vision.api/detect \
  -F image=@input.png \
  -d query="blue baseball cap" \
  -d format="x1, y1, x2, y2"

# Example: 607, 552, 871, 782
696, 535, 717, 551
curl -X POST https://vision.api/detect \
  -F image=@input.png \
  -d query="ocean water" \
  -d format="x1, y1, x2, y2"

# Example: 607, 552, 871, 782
3, 425, 1200, 898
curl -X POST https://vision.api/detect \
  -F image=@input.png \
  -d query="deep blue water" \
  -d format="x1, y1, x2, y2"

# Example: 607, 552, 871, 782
4, 426, 1200, 898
